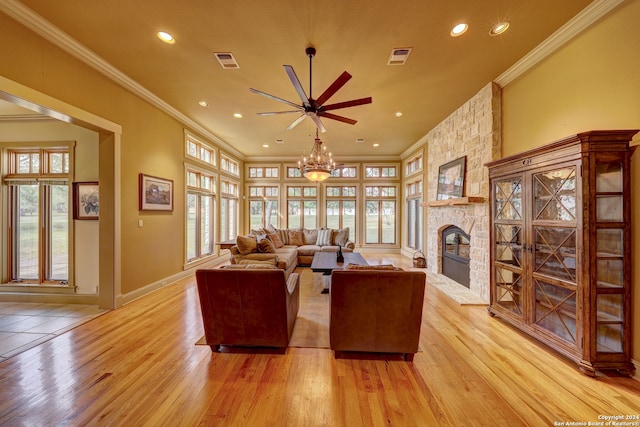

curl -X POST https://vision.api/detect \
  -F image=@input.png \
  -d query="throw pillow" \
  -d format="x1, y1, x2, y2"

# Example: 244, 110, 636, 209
302, 228, 318, 245
236, 235, 258, 255
267, 233, 284, 248
264, 224, 278, 234
276, 228, 289, 245
332, 227, 350, 246
258, 238, 276, 253
288, 229, 305, 246
316, 229, 332, 246
249, 228, 267, 242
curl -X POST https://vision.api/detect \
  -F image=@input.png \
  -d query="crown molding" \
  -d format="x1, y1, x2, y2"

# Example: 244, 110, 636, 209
0, 0, 245, 160
495, 0, 624, 87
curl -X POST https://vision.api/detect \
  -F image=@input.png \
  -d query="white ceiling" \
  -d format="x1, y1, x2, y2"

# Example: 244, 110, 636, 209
4, 0, 597, 158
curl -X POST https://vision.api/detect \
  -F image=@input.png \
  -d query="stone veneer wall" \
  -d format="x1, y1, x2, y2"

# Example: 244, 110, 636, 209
425, 82, 501, 302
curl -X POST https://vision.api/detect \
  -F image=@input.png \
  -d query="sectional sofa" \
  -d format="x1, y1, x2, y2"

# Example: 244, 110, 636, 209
228, 226, 355, 277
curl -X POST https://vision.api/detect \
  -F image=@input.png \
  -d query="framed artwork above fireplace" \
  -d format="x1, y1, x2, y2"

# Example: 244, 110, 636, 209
436, 156, 466, 200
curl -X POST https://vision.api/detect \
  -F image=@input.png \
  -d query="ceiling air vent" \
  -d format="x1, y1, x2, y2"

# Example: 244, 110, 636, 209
387, 47, 412, 65
214, 52, 239, 69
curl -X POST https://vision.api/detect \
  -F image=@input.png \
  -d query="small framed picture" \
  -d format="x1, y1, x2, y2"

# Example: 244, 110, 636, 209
436, 157, 466, 200
139, 174, 173, 211
73, 182, 99, 220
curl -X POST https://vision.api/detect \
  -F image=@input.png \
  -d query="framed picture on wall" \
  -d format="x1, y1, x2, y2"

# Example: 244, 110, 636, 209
139, 173, 173, 211
73, 182, 99, 220
436, 157, 466, 200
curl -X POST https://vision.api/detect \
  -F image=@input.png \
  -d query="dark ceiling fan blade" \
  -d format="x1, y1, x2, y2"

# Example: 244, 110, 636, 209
308, 113, 327, 133
284, 65, 311, 108
249, 88, 302, 110
257, 110, 301, 116
315, 71, 352, 106
318, 112, 357, 125
286, 114, 307, 130
321, 97, 373, 111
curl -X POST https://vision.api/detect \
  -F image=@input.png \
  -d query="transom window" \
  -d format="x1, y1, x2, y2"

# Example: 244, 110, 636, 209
286, 167, 302, 178
365, 166, 397, 178
248, 166, 279, 178
330, 166, 357, 178
185, 133, 216, 167
406, 155, 423, 176
221, 155, 239, 176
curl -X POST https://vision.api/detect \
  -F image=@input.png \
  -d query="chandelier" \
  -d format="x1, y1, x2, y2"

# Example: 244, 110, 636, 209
298, 131, 336, 182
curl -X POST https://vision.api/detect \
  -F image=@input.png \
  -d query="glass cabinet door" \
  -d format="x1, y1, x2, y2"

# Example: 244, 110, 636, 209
492, 177, 524, 317
594, 162, 626, 353
531, 167, 578, 344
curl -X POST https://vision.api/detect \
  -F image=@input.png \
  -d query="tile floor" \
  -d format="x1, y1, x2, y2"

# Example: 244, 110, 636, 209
0, 302, 107, 362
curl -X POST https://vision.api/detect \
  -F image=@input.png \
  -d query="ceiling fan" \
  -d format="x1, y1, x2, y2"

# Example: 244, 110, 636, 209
249, 46, 372, 133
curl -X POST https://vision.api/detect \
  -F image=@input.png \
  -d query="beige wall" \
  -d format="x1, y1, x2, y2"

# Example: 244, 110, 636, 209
501, 0, 640, 363
0, 13, 190, 296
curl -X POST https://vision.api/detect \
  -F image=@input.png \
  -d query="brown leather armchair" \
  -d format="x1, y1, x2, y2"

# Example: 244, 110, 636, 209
196, 268, 300, 352
329, 269, 426, 360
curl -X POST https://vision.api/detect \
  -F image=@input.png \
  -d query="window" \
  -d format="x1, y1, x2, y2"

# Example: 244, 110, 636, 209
325, 185, 356, 239
248, 186, 279, 229
365, 185, 397, 244
186, 168, 215, 262
5, 149, 70, 285
365, 165, 397, 178
221, 155, 239, 176
406, 155, 423, 176
248, 166, 279, 179
330, 166, 357, 178
286, 167, 302, 178
406, 180, 423, 250
287, 186, 317, 229
220, 180, 239, 241
185, 132, 216, 167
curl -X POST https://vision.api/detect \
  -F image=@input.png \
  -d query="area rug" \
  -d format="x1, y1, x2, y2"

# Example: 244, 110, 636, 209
288, 268, 330, 348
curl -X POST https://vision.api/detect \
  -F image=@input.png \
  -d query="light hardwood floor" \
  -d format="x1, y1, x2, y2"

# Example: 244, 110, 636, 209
0, 254, 638, 426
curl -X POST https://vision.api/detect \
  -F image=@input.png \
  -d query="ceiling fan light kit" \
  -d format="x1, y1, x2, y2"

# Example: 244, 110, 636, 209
249, 46, 373, 133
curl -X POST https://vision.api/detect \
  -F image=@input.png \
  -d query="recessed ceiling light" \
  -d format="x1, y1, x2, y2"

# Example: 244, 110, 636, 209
373, 143, 380, 147
198, 100, 209, 107
490, 22, 510, 36
262, 144, 269, 148
356, 138, 365, 143
275, 139, 284, 144
394, 111, 403, 117
451, 23, 468, 37
233, 113, 243, 118
157, 31, 175, 44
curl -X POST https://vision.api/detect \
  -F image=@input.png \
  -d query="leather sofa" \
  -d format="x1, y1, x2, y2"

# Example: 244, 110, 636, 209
329, 269, 426, 360
195, 267, 300, 352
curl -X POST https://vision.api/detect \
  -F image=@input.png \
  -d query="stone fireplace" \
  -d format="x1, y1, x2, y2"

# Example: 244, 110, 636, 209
423, 82, 501, 303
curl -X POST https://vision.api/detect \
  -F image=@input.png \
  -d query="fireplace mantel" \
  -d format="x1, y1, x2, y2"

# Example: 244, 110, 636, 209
422, 196, 486, 207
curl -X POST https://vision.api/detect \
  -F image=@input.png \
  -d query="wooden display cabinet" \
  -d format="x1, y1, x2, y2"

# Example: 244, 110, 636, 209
486, 130, 637, 376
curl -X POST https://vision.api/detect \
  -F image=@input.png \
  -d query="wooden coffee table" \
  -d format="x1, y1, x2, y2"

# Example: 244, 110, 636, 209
311, 252, 368, 293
